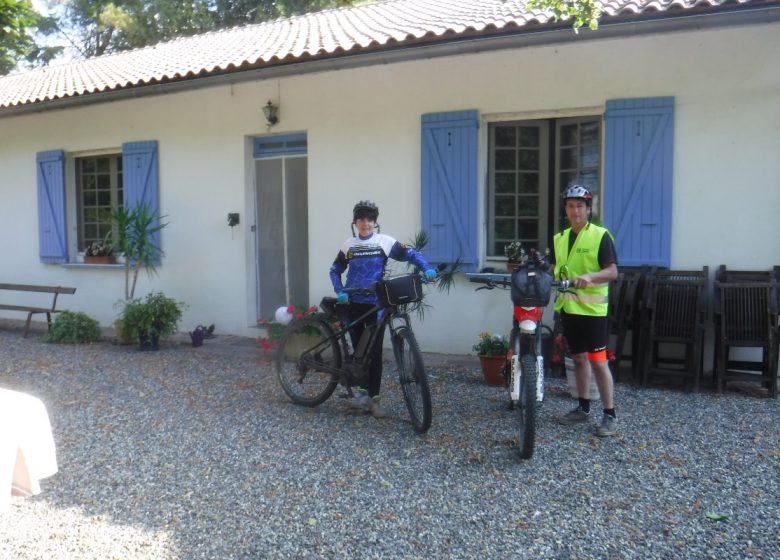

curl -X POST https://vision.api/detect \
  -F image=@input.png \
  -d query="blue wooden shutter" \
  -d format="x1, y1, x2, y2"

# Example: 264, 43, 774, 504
421, 110, 479, 272
122, 141, 161, 263
603, 97, 674, 267
36, 150, 68, 263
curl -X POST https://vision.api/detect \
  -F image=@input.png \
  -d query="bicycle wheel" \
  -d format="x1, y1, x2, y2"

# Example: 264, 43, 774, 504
276, 316, 340, 406
517, 353, 540, 460
392, 327, 432, 434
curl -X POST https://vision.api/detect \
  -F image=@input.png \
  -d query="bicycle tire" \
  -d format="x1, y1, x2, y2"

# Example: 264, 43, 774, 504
276, 316, 340, 406
392, 327, 432, 434
517, 353, 539, 460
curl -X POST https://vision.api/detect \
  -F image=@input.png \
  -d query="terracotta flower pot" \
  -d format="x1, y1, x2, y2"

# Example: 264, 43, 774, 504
84, 255, 116, 264
506, 261, 520, 273
479, 355, 506, 386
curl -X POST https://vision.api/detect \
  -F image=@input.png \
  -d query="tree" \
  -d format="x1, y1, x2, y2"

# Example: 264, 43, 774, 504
0, 0, 60, 74
526, 0, 602, 31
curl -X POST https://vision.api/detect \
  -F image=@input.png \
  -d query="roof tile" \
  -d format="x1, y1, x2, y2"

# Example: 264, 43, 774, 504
0, 0, 765, 110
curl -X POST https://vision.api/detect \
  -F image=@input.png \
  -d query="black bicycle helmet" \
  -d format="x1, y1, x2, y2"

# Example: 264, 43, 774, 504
353, 200, 379, 222
562, 184, 593, 207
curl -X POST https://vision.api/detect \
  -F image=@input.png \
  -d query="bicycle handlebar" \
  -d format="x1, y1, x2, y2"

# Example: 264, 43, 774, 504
465, 272, 571, 292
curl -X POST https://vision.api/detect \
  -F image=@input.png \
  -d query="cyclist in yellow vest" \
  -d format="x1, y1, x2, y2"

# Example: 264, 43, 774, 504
550, 185, 619, 437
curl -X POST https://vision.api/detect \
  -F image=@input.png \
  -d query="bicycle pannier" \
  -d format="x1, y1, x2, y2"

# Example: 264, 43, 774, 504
511, 266, 553, 307
377, 274, 423, 307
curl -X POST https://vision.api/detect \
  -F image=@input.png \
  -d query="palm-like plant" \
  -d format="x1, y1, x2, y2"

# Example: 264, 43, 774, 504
111, 203, 169, 300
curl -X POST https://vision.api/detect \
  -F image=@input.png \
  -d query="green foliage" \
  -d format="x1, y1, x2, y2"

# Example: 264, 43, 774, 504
118, 291, 185, 343
473, 332, 509, 356
45, 310, 102, 343
110, 203, 168, 300
0, 0, 60, 74
526, 0, 601, 31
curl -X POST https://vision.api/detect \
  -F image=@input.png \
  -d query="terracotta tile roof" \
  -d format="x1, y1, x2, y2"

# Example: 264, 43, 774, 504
0, 0, 768, 111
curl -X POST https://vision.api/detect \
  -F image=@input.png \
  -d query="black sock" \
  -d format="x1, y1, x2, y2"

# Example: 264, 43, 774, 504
578, 398, 591, 413
603, 408, 616, 419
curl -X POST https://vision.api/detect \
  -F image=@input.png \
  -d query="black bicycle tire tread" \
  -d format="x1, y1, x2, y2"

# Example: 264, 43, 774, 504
518, 353, 538, 460
275, 316, 339, 406
394, 327, 432, 434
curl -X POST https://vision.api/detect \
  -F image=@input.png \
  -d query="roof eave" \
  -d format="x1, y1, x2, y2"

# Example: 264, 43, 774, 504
2, 4, 779, 119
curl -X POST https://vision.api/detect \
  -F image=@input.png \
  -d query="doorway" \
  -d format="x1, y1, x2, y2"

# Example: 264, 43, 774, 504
253, 134, 308, 319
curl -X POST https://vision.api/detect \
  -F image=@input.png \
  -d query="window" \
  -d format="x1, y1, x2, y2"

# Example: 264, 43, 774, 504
76, 155, 123, 251
37, 141, 159, 264
487, 116, 601, 257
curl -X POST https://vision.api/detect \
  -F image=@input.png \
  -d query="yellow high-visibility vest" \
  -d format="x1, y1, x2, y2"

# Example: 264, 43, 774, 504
553, 223, 612, 317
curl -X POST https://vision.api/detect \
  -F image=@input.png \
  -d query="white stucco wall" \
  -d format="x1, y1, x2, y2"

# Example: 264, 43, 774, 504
0, 22, 778, 358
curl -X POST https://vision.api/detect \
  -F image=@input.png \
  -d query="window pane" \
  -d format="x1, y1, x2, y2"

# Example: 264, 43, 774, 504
560, 147, 577, 169
83, 191, 96, 205
580, 170, 599, 191
517, 150, 539, 171
581, 145, 599, 168
97, 174, 111, 190
560, 171, 577, 190
495, 126, 516, 148
96, 157, 110, 173
82, 159, 95, 173
518, 220, 538, 239
580, 121, 599, 144
84, 224, 97, 240
517, 173, 538, 194
517, 197, 539, 217
495, 196, 515, 217
495, 149, 515, 171
494, 218, 514, 239
98, 208, 112, 223
83, 175, 96, 190
494, 173, 515, 194
97, 191, 111, 205
560, 124, 578, 146
518, 127, 539, 148
84, 208, 97, 222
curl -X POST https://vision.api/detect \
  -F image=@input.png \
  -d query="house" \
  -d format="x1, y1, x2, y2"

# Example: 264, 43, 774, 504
1, 0, 778, 357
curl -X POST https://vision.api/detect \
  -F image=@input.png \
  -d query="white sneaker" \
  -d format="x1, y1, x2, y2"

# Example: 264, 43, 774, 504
368, 396, 388, 419
348, 389, 371, 411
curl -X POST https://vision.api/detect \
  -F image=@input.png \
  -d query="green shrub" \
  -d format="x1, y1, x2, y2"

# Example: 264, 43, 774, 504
46, 311, 102, 344
117, 292, 185, 343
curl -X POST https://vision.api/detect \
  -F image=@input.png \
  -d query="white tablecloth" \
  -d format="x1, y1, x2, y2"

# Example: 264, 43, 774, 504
0, 388, 58, 511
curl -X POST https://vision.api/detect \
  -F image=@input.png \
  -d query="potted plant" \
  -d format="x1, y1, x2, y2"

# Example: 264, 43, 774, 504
118, 291, 185, 350
84, 235, 115, 264
473, 331, 510, 386
504, 241, 525, 273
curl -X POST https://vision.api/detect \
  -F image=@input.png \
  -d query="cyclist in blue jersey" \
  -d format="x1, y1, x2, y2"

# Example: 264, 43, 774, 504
330, 200, 437, 418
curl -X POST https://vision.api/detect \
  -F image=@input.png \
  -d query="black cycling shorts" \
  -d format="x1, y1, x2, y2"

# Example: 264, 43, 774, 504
560, 311, 608, 355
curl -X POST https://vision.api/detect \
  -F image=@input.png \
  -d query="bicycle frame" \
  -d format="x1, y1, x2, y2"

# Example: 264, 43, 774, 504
300, 295, 412, 390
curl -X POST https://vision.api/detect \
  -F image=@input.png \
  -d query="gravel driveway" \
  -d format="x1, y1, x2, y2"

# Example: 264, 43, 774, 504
1, 329, 778, 559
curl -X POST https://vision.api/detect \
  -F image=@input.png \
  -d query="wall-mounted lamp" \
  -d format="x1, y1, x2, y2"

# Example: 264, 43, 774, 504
262, 101, 279, 126
227, 213, 239, 227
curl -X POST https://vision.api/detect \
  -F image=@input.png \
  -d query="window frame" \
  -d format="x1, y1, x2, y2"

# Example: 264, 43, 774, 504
485, 112, 603, 262
75, 153, 124, 253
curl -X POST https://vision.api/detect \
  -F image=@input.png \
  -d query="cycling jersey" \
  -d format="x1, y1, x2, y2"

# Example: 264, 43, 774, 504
330, 233, 431, 305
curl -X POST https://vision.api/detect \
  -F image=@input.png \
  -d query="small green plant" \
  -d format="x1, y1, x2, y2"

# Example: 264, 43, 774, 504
473, 331, 509, 356
46, 311, 102, 344
504, 240, 524, 262
117, 292, 185, 344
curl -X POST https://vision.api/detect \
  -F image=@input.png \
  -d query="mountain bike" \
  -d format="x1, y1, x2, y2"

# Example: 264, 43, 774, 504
276, 272, 434, 434
466, 255, 570, 459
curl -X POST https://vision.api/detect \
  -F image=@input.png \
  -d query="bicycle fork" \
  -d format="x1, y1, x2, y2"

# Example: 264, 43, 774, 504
510, 307, 546, 404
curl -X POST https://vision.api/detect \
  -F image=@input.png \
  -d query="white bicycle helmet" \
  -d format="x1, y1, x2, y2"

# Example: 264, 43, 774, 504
562, 184, 593, 206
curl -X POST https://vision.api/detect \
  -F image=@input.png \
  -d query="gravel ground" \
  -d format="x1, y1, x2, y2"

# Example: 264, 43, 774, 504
1, 328, 779, 560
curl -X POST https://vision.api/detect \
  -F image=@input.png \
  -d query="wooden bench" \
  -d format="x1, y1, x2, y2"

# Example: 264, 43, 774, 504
0, 283, 77, 337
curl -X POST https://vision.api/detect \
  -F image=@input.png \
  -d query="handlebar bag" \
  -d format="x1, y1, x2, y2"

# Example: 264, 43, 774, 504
377, 274, 423, 307
511, 267, 553, 307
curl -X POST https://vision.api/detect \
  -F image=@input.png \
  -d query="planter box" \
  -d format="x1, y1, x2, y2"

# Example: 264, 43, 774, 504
84, 255, 116, 264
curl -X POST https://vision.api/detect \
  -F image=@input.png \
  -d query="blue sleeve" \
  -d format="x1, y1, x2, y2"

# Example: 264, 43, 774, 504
389, 242, 432, 271
329, 252, 347, 293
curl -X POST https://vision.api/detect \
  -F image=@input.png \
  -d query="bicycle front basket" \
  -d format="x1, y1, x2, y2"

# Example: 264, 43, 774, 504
511, 267, 553, 307
377, 274, 423, 307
